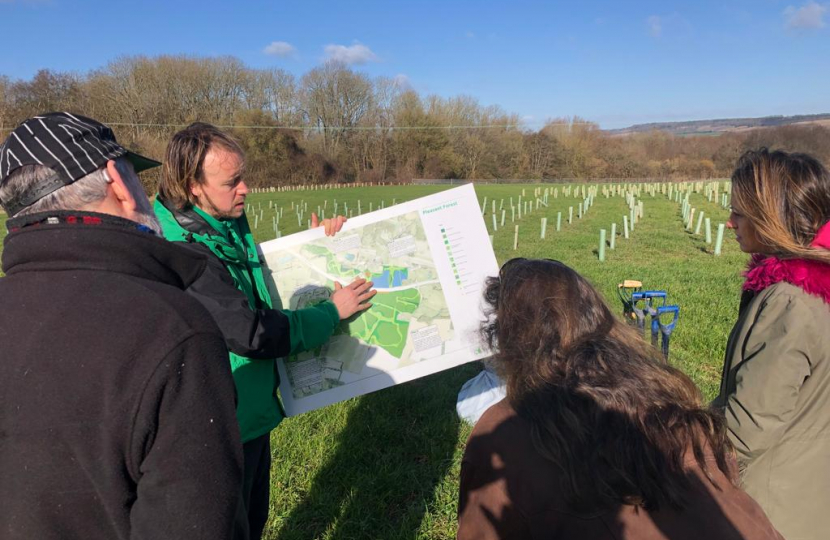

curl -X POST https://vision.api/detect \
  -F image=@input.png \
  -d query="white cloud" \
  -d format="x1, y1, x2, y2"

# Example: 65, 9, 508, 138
521, 115, 539, 127
465, 31, 476, 39
263, 41, 296, 57
647, 15, 662, 37
393, 74, 411, 89
784, 2, 826, 30
323, 43, 378, 65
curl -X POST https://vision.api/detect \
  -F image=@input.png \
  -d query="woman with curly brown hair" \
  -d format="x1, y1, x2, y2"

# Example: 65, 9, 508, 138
458, 259, 781, 540
713, 148, 830, 540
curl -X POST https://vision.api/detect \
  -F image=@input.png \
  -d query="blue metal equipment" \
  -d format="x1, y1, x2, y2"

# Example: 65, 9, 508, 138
642, 291, 667, 346
617, 280, 643, 326
654, 305, 680, 360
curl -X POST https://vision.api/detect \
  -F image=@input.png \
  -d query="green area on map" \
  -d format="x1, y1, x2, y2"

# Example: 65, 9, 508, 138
344, 288, 421, 358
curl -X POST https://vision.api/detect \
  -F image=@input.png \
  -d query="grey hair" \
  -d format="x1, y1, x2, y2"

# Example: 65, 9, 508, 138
0, 158, 149, 218
0, 164, 109, 217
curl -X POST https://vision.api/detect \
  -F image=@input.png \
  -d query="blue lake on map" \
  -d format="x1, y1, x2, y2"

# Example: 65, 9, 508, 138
373, 268, 408, 288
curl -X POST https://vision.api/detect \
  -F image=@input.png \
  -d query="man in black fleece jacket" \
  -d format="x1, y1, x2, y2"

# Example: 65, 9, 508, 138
0, 113, 245, 540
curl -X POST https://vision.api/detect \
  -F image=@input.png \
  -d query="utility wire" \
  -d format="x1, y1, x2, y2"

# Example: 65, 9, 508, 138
108, 123, 528, 130
0, 120, 600, 133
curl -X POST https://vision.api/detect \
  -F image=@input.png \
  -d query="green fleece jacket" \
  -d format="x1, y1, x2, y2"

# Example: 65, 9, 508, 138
154, 197, 340, 442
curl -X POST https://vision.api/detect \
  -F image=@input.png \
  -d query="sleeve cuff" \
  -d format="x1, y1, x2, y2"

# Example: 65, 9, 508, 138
320, 300, 341, 328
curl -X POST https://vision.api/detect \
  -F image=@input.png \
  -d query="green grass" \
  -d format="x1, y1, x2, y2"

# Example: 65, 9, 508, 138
0, 183, 747, 539
240, 182, 745, 539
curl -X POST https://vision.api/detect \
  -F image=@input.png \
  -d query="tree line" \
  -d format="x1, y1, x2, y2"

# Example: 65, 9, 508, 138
1, 55, 828, 188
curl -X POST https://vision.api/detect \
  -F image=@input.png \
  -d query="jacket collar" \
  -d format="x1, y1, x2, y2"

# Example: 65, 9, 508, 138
2, 210, 208, 289
154, 194, 251, 265
742, 221, 830, 304
7, 211, 158, 235
156, 193, 225, 239
743, 254, 830, 304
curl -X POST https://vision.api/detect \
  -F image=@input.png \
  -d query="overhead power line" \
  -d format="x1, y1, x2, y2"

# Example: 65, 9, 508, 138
106, 122, 530, 130
0, 120, 601, 133
104, 122, 599, 130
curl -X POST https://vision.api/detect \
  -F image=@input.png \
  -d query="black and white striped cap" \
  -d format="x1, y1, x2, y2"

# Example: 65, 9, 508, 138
0, 112, 160, 216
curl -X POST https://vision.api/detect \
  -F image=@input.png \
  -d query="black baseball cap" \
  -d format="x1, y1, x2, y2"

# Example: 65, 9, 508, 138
0, 112, 161, 216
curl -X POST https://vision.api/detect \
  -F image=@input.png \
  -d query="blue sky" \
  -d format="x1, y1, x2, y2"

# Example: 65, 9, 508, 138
2, 0, 828, 129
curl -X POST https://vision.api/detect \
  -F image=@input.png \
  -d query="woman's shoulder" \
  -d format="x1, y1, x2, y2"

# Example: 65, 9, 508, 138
464, 400, 534, 463
743, 280, 829, 325
735, 280, 830, 364
471, 399, 517, 432
468, 399, 534, 442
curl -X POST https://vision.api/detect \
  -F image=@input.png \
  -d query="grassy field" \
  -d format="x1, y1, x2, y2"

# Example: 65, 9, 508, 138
237, 182, 745, 539
0, 182, 747, 539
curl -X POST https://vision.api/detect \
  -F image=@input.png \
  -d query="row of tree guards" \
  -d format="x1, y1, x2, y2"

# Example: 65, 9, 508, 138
678, 181, 731, 256
242, 180, 732, 261
485, 180, 731, 261
248, 180, 396, 238
246, 194, 401, 238
481, 186, 592, 248
250, 182, 393, 192
481, 184, 643, 257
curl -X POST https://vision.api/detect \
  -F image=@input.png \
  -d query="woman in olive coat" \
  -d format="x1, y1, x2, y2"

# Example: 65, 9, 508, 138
713, 148, 830, 540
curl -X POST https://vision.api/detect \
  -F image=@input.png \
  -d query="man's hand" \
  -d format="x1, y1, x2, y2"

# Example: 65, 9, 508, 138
330, 278, 376, 319
311, 213, 347, 237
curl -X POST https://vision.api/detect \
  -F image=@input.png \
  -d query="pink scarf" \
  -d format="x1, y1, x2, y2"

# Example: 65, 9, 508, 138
742, 222, 830, 304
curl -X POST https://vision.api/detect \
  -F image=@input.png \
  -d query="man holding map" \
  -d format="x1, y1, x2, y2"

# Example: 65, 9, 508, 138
153, 122, 375, 540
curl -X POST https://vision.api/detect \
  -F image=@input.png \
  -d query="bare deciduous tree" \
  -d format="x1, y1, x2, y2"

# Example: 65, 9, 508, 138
1, 55, 827, 187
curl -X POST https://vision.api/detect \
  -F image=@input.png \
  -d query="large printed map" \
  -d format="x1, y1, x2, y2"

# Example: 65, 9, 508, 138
265, 211, 454, 399
260, 184, 498, 415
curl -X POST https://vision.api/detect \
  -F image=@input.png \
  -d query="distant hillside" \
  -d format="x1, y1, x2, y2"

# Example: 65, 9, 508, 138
609, 113, 830, 136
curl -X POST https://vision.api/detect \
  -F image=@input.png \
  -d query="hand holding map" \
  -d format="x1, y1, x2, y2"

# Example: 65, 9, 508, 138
310, 212, 347, 236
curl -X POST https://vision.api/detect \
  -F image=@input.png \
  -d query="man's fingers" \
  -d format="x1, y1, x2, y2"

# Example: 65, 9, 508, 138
318, 218, 333, 236
348, 278, 367, 289
358, 290, 377, 303
334, 281, 343, 291
356, 301, 373, 311
355, 281, 375, 294
335, 216, 346, 232
353, 280, 373, 292
311, 213, 319, 229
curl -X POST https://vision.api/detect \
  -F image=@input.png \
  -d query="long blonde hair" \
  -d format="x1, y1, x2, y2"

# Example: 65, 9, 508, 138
731, 148, 830, 264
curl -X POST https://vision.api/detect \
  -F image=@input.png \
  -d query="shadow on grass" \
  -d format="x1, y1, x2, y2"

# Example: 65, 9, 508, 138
274, 364, 478, 540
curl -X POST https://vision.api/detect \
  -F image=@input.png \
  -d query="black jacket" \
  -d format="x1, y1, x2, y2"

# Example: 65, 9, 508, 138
181, 240, 294, 359
0, 212, 244, 540
156, 197, 296, 360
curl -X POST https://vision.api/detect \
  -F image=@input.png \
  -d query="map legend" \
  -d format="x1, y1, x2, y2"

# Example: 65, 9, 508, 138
439, 223, 478, 295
